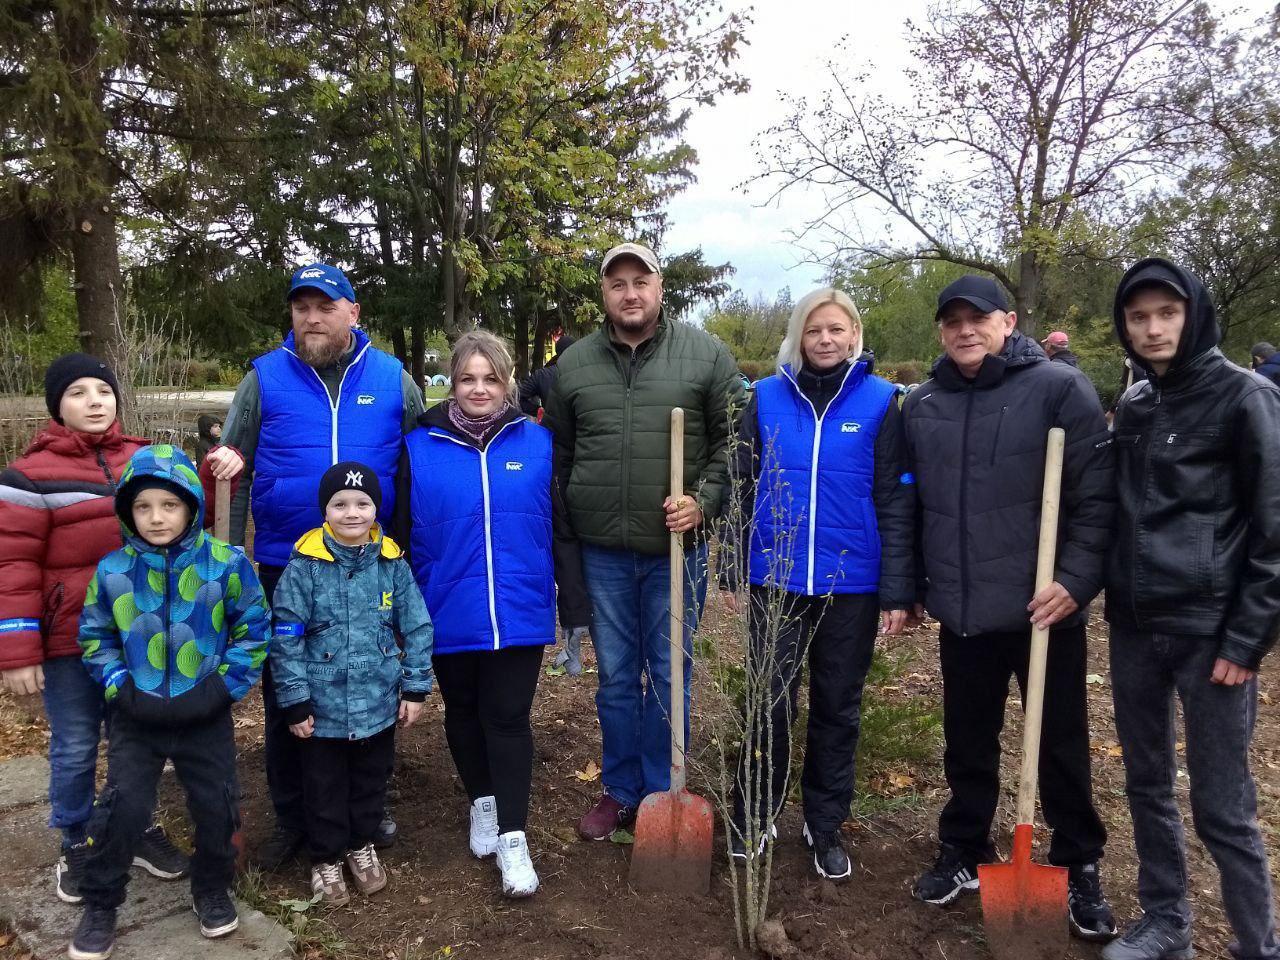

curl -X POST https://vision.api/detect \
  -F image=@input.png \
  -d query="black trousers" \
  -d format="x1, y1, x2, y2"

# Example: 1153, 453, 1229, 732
300, 725, 396, 864
82, 708, 239, 909
734, 589, 879, 832
433, 645, 544, 834
938, 621, 1107, 866
257, 563, 307, 835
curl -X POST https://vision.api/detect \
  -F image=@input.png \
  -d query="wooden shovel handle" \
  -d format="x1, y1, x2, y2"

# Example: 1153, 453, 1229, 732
214, 477, 231, 542
669, 408, 686, 793
1015, 427, 1065, 827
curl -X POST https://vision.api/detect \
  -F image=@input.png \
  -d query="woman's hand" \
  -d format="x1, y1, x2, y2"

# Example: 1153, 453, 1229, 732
289, 716, 315, 738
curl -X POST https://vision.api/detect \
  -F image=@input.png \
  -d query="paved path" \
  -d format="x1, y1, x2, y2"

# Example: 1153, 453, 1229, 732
0, 756, 291, 960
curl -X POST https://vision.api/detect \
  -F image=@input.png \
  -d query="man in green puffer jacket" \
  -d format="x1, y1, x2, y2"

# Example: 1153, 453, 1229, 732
543, 241, 744, 841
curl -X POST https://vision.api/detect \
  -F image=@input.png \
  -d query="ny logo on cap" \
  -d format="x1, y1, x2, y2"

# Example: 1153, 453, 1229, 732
346, 470, 364, 487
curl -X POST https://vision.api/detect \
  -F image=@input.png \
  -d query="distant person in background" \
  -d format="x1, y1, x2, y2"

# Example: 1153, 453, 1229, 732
518, 334, 576, 419
1042, 331, 1080, 367
1251, 341, 1280, 386
193, 415, 222, 463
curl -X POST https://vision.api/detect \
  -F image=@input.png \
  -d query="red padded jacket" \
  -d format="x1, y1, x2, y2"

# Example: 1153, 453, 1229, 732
0, 420, 147, 669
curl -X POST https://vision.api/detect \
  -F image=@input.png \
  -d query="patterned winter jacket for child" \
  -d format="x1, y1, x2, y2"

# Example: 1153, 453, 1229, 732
78, 445, 270, 725
270, 524, 434, 741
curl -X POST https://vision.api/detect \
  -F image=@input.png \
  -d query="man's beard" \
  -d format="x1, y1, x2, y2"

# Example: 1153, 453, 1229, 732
296, 331, 349, 368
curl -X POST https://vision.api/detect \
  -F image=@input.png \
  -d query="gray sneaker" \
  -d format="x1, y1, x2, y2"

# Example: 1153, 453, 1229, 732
1101, 914, 1194, 960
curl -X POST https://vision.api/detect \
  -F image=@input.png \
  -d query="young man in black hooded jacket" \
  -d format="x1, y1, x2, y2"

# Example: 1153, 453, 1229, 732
1102, 259, 1280, 960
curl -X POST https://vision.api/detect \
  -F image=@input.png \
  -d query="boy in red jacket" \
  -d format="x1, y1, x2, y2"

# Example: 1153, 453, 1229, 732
0, 354, 189, 902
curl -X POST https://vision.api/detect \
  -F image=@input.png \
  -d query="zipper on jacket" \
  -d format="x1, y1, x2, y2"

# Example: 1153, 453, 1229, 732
611, 346, 640, 552
163, 550, 172, 700
988, 405, 1007, 466
286, 339, 372, 464
429, 420, 522, 650
959, 388, 975, 635
95, 450, 115, 487
1131, 386, 1161, 626
780, 364, 857, 595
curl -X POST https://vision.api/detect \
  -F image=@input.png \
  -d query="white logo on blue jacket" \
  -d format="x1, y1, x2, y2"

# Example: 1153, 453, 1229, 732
357, 394, 375, 405
506, 461, 523, 471
841, 421, 862, 433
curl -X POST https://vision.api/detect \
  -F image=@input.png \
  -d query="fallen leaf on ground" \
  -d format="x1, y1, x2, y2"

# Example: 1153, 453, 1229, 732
573, 760, 600, 782
1086, 673, 1106, 685
610, 828, 634, 845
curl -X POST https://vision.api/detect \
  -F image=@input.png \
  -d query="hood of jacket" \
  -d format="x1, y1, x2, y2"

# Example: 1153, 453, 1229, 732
292, 523, 402, 567
113, 445, 206, 554
196, 414, 220, 441
930, 329, 1046, 390
1112, 257, 1220, 380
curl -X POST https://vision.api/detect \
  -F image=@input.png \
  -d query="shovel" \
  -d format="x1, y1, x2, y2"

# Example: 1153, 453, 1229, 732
978, 427, 1069, 960
628, 407, 714, 895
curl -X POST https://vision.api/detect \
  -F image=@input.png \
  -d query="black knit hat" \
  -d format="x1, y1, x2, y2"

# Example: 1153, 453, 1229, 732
45, 353, 120, 423
318, 461, 381, 516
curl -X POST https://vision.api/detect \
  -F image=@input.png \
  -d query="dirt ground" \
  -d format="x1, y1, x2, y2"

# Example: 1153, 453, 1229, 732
3, 599, 1279, 960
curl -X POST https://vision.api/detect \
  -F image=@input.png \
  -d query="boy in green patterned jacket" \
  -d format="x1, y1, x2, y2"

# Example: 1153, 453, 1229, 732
69, 446, 269, 960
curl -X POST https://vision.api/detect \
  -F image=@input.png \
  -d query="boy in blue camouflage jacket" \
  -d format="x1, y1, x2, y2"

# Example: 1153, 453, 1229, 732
270, 461, 433, 906
70, 445, 269, 960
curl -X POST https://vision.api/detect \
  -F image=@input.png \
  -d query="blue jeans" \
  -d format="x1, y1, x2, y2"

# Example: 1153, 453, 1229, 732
581, 542, 708, 809
42, 654, 106, 843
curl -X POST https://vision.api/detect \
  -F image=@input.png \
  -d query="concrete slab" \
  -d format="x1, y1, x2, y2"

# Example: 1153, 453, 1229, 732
0, 803, 60, 871
0, 870, 290, 960
0, 755, 49, 811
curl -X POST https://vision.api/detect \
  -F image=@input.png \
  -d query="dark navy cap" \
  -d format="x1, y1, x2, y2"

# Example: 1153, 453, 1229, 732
1117, 263, 1189, 306
936, 275, 1010, 320
288, 263, 356, 303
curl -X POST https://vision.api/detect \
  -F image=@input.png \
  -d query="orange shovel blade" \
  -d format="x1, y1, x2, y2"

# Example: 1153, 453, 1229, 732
628, 788, 714, 895
978, 824, 1068, 960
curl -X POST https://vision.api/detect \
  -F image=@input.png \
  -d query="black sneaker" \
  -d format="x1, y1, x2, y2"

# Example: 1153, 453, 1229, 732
729, 823, 776, 862
254, 823, 305, 872
912, 843, 980, 905
803, 823, 851, 881
132, 824, 189, 880
68, 905, 116, 960
373, 814, 397, 850
1069, 861, 1118, 942
56, 841, 90, 905
193, 889, 239, 939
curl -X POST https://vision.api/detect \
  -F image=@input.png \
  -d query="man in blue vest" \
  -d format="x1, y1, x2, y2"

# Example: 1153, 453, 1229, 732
206, 263, 424, 870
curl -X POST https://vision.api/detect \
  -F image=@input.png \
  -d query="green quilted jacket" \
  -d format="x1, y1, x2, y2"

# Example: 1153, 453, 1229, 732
544, 313, 745, 555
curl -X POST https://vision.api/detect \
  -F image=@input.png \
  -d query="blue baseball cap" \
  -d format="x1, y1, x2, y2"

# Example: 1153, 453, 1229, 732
288, 263, 356, 303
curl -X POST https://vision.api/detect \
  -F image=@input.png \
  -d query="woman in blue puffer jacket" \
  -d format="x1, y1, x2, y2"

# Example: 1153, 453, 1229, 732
398, 331, 589, 899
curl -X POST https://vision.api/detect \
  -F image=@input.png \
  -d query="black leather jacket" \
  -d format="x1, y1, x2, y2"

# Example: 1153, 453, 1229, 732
1106, 258, 1280, 670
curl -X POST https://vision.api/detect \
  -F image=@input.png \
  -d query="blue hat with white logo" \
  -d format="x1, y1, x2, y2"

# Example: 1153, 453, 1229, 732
288, 263, 356, 303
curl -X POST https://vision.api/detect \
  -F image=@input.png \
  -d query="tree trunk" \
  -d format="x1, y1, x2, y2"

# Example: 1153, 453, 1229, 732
513, 295, 530, 378
390, 326, 407, 368
69, 201, 124, 364
411, 318, 426, 389
1015, 249, 1043, 340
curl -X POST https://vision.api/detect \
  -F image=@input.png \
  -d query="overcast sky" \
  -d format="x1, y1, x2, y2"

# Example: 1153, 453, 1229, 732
665, 0, 1273, 309
664, 0, 928, 305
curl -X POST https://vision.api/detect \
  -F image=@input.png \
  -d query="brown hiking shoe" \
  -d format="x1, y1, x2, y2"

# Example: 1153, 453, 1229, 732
310, 861, 349, 905
344, 844, 388, 895
577, 794, 635, 841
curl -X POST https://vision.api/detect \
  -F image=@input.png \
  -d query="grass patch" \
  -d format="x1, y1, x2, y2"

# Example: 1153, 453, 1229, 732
235, 868, 347, 958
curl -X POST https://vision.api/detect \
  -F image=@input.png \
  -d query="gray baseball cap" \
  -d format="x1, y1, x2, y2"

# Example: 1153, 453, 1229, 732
601, 242, 661, 278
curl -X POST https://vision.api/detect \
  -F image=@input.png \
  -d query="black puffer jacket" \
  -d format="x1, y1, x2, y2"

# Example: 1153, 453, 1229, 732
1106, 258, 1280, 670
902, 331, 1114, 636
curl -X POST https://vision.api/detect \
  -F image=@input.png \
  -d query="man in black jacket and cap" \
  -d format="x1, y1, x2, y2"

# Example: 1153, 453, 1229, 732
1102, 260, 1280, 960
903, 275, 1116, 943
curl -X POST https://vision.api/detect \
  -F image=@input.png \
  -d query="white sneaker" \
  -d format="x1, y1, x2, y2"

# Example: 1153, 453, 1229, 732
469, 796, 499, 858
495, 831, 538, 898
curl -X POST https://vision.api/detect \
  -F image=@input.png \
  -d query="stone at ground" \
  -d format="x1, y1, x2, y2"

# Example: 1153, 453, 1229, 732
0, 757, 290, 960
0, 756, 49, 811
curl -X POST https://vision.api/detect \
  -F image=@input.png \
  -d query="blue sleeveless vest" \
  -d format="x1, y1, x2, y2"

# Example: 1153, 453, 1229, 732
405, 418, 556, 654
748, 361, 897, 595
250, 328, 403, 566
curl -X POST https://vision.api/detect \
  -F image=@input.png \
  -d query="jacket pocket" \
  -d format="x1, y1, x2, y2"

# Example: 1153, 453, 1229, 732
988, 405, 1008, 466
